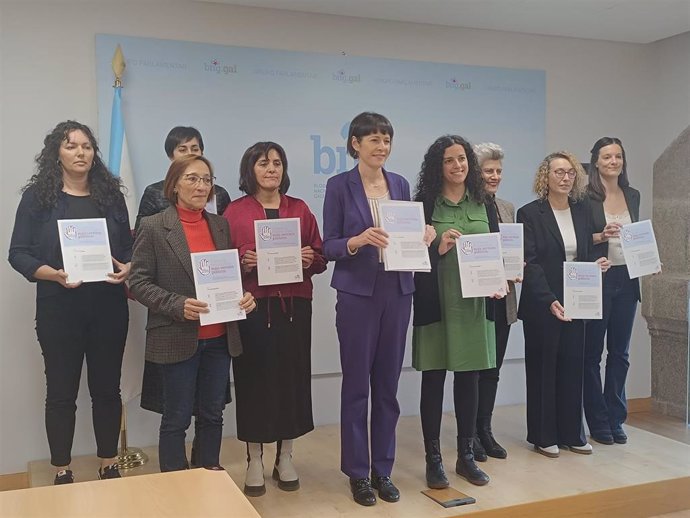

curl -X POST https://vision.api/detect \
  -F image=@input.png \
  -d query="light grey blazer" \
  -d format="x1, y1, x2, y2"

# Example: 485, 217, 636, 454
129, 206, 242, 364
496, 197, 518, 325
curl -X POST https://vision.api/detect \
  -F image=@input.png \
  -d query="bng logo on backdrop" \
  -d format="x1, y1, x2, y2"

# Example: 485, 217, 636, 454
311, 123, 354, 175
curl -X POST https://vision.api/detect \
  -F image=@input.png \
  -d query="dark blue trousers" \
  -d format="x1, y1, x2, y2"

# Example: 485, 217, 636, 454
159, 335, 231, 472
336, 267, 411, 479
584, 265, 638, 434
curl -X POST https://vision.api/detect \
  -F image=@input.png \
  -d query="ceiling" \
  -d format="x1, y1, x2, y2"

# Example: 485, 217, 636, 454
203, 0, 690, 44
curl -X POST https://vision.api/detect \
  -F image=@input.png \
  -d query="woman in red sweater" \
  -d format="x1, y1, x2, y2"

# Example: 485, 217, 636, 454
130, 155, 256, 472
224, 142, 326, 496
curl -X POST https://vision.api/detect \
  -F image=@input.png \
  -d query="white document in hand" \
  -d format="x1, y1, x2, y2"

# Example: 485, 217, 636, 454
255, 217, 303, 286
563, 261, 602, 320
191, 249, 246, 326
619, 220, 662, 279
456, 232, 507, 298
498, 223, 523, 281
57, 218, 113, 284
378, 200, 430, 272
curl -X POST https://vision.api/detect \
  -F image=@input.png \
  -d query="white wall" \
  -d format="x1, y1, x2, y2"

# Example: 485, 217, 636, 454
1, 0, 686, 474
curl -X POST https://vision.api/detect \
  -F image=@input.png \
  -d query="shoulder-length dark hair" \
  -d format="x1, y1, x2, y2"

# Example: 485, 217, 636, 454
238, 141, 290, 195
163, 155, 215, 204
347, 112, 394, 159
587, 137, 629, 202
23, 120, 123, 211
414, 135, 487, 206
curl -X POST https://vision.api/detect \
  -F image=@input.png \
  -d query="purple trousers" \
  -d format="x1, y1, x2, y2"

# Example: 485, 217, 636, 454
336, 267, 411, 479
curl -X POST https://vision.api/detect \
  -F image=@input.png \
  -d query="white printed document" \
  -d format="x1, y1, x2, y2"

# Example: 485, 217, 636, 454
378, 200, 430, 272
498, 223, 524, 281
563, 261, 602, 320
456, 232, 507, 298
255, 218, 303, 286
619, 220, 662, 279
57, 218, 113, 283
191, 249, 246, 326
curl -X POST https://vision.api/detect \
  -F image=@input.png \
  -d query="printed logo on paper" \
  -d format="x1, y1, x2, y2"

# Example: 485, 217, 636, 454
259, 225, 273, 241
461, 240, 474, 255
197, 258, 211, 276
64, 225, 77, 240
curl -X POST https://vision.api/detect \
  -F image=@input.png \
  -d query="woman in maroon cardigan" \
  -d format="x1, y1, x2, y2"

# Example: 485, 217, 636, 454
224, 141, 326, 497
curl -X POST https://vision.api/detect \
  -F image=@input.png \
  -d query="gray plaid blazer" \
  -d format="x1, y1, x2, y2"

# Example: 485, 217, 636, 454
129, 206, 243, 364
496, 197, 518, 325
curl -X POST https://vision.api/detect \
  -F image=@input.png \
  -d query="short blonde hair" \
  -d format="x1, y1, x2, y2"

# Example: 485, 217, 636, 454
533, 151, 587, 201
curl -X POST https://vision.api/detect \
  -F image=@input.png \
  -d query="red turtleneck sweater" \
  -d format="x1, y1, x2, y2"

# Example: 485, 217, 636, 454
177, 206, 226, 340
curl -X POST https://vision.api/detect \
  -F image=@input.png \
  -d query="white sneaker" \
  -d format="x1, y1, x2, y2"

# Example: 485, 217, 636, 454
568, 442, 593, 455
535, 444, 559, 458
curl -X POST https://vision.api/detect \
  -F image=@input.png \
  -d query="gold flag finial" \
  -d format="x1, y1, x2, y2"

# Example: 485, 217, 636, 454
112, 45, 125, 87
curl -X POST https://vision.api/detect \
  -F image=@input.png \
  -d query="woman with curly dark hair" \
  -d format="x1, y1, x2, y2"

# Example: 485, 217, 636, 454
412, 135, 502, 488
8, 121, 132, 484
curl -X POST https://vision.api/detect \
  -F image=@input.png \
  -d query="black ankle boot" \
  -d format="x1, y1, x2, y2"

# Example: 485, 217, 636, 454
473, 436, 487, 462
455, 437, 490, 486
477, 418, 507, 459
424, 439, 449, 489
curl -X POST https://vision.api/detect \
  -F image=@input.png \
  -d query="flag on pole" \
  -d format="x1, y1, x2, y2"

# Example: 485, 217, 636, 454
108, 45, 145, 404
108, 47, 137, 224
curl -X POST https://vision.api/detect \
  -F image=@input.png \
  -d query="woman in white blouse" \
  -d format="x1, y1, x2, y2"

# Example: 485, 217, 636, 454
516, 151, 610, 458
584, 137, 641, 446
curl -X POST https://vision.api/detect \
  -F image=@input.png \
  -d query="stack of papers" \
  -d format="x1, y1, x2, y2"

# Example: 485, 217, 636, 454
57, 218, 114, 283
255, 218, 303, 286
619, 220, 662, 279
378, 200, 430, 272
456, 232, 507, 298
563, 261, 602, 320
191, 249, 246, 325
498, 223, 524, 281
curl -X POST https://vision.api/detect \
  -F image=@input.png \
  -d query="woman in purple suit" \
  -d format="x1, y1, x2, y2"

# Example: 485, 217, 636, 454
323, 112, 433, 506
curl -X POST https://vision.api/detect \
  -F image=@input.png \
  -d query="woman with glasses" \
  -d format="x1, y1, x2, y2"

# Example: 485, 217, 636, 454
584, 137, 641, 446
517, 151, 610, 458
129, 155, 256, 472
224, 142, 326, 496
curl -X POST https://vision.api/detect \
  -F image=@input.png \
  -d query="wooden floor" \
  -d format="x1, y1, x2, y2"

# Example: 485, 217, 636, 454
20, 404, 690, 517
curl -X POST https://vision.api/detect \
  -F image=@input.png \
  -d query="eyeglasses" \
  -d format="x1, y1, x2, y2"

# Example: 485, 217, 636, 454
182, 174, 214, 186
551, 168, 576, 179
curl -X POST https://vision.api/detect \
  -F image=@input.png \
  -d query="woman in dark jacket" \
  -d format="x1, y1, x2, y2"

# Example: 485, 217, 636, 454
583, 137, 641, 446
517, 151, 610, 459
9, 121, 132, 484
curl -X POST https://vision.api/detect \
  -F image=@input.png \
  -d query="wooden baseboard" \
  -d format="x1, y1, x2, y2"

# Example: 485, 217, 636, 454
629, 397, 653, 414
462, 476, 690, 518
0, 472, 29, 492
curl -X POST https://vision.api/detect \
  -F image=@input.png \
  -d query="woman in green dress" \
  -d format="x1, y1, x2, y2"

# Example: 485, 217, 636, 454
412, 135, 502, 488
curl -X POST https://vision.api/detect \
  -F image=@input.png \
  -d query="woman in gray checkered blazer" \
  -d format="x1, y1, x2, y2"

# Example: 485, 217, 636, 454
129, 155, 256, 472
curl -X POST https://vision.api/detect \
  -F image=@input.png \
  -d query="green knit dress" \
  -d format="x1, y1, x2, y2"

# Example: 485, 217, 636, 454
412, 194, 497, 372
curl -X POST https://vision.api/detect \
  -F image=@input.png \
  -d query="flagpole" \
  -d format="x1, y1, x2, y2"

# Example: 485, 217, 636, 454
111, 44, 148, 470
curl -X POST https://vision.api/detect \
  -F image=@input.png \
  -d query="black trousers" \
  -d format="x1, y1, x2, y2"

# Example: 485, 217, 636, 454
35, 284, 128, 466
477, 299, 511, 423
420, 370, 480, 442
523, 315, 586, 448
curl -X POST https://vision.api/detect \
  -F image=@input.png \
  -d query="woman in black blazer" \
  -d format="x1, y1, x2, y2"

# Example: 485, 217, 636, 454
583, 137, 641, 446
517, 151, 610, 458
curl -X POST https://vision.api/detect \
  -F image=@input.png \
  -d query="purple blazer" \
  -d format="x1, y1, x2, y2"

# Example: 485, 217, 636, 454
322, 166, 415, 297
